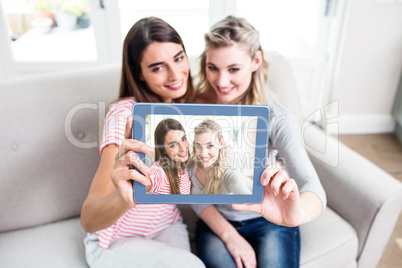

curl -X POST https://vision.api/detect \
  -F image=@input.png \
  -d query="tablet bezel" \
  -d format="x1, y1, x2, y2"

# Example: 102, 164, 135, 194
132, 103, 270, 204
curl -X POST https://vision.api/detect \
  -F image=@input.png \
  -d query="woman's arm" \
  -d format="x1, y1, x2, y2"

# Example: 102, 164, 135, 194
80, 117, 152, 233
233, 103, 325, 226
199, 206, 257, 268
80, 146, 132, 233
300, 191, 322, 224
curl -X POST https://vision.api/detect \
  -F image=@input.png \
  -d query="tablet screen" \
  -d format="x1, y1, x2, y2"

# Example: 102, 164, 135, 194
144, 114, 257, 195
132, 103, 269, 204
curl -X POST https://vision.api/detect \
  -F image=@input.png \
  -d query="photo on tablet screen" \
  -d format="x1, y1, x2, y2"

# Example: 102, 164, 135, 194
144, 114, 258, 195
132, 103, 269, 204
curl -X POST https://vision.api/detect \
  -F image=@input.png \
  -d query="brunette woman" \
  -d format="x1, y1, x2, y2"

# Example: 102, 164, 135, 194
80, 17, 203, 267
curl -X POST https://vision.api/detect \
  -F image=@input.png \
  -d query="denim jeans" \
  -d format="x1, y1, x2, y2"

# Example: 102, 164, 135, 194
195, 217, 300, 268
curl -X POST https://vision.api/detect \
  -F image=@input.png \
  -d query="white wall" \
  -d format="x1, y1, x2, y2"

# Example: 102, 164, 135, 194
331, 0, 402, 134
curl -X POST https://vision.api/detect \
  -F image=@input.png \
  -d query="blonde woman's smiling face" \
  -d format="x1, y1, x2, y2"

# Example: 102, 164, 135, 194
194, 131, 223, 168
205, 43, 261, 104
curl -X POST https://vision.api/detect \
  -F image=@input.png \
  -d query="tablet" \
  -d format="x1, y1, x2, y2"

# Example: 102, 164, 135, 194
132, 103, 270, 204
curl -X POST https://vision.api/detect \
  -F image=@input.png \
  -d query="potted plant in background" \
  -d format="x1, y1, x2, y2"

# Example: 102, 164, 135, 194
31, 0, 56, 27
53, 0, 84, 30
77, 0, 91, 28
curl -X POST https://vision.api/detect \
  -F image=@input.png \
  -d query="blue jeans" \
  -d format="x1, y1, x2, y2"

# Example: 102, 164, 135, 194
195, 217, 300, 268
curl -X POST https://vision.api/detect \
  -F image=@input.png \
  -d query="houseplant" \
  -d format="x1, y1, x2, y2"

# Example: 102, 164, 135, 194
53, 0, 85, 30
31, 0, 56, 27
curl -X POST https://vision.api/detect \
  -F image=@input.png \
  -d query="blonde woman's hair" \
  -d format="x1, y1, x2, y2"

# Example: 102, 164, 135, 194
191, 119, 226, 194
196, 15, 269, 105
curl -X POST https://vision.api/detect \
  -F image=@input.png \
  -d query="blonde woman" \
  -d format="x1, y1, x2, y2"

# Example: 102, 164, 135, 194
189, 119, 251, 195
191, 16, 326, 268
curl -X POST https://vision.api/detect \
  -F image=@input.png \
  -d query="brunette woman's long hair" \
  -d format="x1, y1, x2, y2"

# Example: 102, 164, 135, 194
154, 118, 188, 194
119, 17, 194, 103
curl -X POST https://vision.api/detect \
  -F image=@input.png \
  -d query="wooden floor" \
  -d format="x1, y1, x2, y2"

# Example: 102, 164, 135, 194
338, 134, 402, 268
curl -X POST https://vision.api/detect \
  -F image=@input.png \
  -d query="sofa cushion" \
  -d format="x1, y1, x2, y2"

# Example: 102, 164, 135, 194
265, 51, 304, 124
0, 217, 87, 268
300, 207, 358, 268
0, 64, 121, 233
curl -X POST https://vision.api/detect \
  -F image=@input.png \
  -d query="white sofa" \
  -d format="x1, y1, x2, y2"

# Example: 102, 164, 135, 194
0, 52, 401, 267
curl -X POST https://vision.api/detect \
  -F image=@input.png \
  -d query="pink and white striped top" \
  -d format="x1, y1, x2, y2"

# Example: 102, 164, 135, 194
148, 161, 191, 195
97, 97, 187, 249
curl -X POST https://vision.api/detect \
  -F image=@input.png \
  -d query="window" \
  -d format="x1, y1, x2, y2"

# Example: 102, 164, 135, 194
117, 0, 209, 56
1, 0, 97, 62
236, 0, 322, 59
0, 0, 345, 119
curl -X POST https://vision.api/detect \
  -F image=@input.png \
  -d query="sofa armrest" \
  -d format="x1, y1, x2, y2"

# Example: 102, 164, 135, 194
304, 125, 402, 268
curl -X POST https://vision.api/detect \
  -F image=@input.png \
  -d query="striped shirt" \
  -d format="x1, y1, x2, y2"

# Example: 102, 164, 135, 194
97, 97, 185, 249
148, 161, 191, 195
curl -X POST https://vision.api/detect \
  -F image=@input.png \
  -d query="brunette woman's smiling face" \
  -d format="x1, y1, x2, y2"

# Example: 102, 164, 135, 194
140, 42, 189, 103
163, 130, 189, 163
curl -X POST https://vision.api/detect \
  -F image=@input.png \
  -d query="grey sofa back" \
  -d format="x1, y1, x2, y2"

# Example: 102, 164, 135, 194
0, 64, 120, 233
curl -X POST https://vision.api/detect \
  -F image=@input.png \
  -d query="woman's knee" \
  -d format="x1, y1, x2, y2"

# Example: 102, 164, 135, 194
88, 236, 204, 268
154, 222, 191, 251
255, 225, 300, 267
